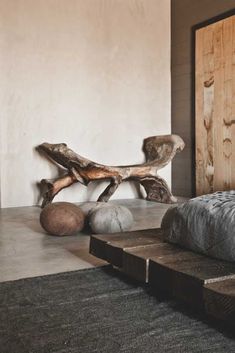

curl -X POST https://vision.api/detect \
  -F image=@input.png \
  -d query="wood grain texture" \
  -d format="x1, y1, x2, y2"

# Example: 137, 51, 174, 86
105, 229, 163, 267
149, 253, 235, 308
122, 242, 187, 283
37, 135, 185, 207
90, 227, 235, 322
171, 1, 235, 198
204, 279, 235, 322
196, 15, 235, 195
89, 228, 163, 265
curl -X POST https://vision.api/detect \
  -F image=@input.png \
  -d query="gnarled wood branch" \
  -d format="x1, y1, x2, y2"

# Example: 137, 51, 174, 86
37, 134, 185, 207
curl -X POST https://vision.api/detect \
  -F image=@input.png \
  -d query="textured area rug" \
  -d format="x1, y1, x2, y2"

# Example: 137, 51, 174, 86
0, 266, 234, 353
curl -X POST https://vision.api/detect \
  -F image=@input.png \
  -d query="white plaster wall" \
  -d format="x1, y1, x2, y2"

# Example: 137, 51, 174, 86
0, 0, 171, 208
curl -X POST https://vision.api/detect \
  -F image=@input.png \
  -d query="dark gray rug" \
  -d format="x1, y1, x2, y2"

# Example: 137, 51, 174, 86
0, 266, 234, 353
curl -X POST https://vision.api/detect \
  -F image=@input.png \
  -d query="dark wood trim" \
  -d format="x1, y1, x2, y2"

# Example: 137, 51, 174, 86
192, 8, 235, 31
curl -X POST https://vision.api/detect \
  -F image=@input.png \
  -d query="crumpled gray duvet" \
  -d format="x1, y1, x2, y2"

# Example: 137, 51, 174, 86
161, 191, 235, 262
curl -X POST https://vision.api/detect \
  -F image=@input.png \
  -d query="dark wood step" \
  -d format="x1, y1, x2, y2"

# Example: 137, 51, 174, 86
122, 242, 187, 282
90, 228, 163, 267
204, 279, 235, 322
149, 254, 235, 308
89, 227, 235, 322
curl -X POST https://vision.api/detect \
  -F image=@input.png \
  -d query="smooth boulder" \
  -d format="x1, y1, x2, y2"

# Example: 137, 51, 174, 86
88, 204, 133, 234
80, 202, 110, 216
40, 202, 85, 236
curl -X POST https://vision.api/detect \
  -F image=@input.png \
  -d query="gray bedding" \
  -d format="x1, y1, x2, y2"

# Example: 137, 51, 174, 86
161, 191, 235, 261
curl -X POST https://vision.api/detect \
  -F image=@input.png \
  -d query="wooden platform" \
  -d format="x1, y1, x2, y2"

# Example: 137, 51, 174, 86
90, 228, 235, 322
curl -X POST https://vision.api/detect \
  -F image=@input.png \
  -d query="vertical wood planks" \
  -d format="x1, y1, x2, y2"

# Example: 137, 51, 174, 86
195, 15, 235, 195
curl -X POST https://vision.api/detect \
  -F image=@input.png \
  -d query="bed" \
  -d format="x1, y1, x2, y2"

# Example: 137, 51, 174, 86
161, 191, 235, 262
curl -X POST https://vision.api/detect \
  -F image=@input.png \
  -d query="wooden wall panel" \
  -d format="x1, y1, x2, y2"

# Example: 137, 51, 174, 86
171, 0, 235, 198
196, 15, 235, 195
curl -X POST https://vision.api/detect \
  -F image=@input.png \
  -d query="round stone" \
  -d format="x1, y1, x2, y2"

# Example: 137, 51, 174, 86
40, 202, 85, 236
79, 202, 109, 217
88, 204, 133, 234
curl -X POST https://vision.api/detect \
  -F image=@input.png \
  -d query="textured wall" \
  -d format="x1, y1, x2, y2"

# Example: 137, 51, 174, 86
171, 0, 235, 197
0, 0, 170, 207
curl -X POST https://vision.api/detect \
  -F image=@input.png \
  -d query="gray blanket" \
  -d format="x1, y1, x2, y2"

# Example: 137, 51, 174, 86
161, 191, 235, 261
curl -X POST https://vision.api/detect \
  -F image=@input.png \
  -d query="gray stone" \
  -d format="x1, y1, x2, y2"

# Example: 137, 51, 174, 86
79, 202, 110, 217
88, 204, 134, 234
161, 191, 235, 262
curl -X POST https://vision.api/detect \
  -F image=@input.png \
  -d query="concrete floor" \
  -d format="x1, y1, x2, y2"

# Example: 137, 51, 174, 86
0, 198, 187, 282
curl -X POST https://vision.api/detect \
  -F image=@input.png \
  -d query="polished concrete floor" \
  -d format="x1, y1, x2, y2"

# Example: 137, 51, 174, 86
0, 198, 187, 282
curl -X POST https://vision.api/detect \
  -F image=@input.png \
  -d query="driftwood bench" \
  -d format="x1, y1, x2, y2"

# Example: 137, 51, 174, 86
37, 134, 185, 207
